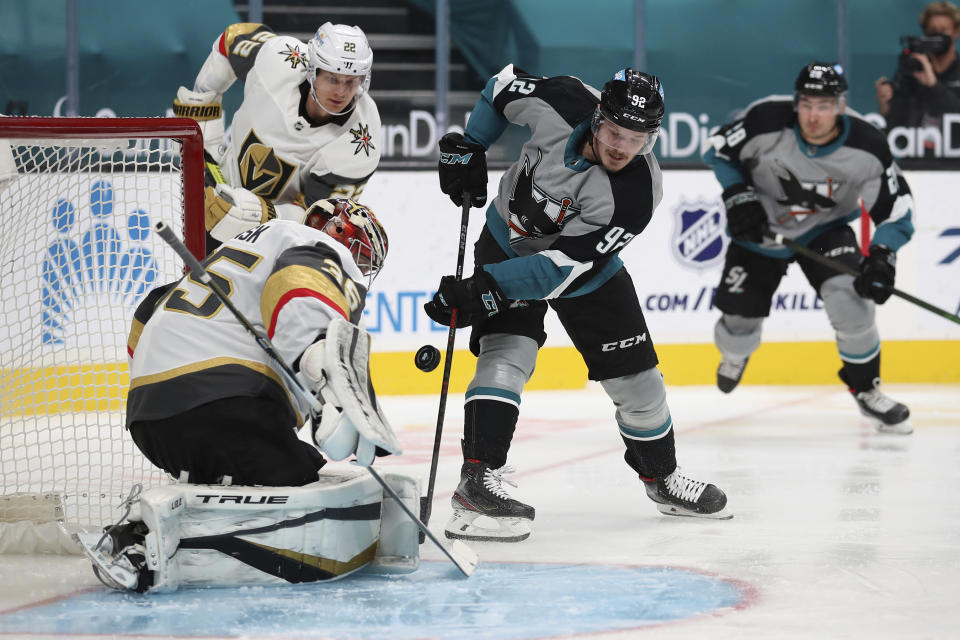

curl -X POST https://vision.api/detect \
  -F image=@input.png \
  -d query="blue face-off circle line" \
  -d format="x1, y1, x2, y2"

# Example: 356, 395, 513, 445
0, 561, 756, 639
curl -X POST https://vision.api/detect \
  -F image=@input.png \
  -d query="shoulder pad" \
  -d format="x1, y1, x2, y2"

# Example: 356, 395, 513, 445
743, 96, 795, 132
843, 114, 892, 163
252, 35, 311, 77
312, 95, 382, 179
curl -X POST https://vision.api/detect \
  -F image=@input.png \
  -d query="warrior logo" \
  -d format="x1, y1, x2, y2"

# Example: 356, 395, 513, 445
507, 148, 579, 242
774, 164, 839, 222
670, 197, 727, 271
350, 123, 375, 157
278, 43, 306, 69
237, 131, 296, 201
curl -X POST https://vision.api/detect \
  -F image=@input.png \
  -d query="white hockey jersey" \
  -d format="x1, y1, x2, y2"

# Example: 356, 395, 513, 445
195, 23, 381, 205
126, 220, 367, 429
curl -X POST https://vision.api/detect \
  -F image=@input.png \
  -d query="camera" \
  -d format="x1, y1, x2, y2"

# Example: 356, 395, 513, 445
893, 33, 953, 89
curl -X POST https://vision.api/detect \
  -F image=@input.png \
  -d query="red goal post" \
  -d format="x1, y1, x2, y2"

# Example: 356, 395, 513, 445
0, 117, 205, 553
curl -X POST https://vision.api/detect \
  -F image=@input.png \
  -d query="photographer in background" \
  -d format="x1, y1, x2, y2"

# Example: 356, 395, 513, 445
875, 1, 960, 146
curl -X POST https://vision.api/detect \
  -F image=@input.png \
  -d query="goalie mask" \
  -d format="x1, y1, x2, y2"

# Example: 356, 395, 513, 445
307, 22, 373, 116
591, 68, 665, 157
306, 199, 388, 284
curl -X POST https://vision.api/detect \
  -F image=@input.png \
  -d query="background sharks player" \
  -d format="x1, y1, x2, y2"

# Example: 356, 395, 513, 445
424, 66, 731, 543
704, 61, 915, 434
75, 200, 408, 592
173, 21, 381, 249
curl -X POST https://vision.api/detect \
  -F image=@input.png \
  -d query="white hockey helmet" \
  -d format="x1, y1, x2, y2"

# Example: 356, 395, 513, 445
307, 23, 373, 98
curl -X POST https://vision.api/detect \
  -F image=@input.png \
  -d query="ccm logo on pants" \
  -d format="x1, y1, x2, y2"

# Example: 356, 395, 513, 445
601, 333, 647, 352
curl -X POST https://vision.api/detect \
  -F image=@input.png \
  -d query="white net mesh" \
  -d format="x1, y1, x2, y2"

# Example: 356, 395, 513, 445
0, 132, 195, 552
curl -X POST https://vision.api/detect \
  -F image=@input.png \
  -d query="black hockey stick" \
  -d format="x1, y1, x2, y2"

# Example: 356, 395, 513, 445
421, 193, 472, 530
154, 221, 478, 577
767, 232, 960, 326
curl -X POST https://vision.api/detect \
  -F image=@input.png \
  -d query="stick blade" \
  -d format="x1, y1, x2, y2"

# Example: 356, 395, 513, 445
447, 539, 479, 576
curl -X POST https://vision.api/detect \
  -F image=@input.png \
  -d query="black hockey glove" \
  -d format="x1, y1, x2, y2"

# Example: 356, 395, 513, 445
854, 245, 896, 304
722, 184, 769, 244
423, 269, 507, 327
438, 132, 488, 209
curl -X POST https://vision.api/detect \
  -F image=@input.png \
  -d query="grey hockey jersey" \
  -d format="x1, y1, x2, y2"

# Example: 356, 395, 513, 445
704, 96, 914, 258
463, 64, 663, 300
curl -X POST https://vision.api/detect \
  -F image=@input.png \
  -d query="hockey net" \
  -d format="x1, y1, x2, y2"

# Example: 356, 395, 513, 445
0, 117, 205, 553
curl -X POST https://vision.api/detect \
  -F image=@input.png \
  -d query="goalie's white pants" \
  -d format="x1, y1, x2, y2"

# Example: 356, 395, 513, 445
78, 469, 420, 592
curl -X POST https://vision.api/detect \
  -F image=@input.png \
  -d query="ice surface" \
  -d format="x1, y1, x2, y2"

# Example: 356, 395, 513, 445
2, 383, 958, 639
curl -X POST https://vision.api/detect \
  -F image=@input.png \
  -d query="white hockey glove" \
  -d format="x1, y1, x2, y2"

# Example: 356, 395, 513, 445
204, 184, 277, 242
299, 320, 402, 466
172, 86, 225, 162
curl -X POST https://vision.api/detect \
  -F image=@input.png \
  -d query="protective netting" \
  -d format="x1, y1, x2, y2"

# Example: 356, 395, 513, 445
0, 135, 191, 552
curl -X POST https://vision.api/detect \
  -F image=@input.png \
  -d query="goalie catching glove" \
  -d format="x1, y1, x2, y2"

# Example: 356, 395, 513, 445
204, 184, 277, 242
299, 318, 401, 466
173, 86, 225, 162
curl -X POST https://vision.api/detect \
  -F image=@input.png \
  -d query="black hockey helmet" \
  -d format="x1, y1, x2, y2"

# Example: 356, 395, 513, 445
598, 68, 665, 133
592, 68, 664, 156
794, 61, 848, 98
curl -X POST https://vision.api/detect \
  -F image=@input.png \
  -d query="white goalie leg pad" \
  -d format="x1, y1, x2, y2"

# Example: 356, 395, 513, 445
368, 471, 421, 574
314, 318, 402, 463
138, 471, 386, 592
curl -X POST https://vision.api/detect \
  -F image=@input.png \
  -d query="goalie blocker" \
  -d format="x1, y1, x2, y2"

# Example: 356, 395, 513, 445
74, 469, 421, 593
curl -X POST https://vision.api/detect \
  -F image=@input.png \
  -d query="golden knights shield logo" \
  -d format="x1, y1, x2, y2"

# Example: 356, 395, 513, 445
237, 131, 296, 201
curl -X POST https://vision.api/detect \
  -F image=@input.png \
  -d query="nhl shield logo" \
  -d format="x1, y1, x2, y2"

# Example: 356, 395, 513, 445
671, 198, 727, 270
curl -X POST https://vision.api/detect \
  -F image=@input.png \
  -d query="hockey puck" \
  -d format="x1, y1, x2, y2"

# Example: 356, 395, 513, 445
415, 345, 441, 372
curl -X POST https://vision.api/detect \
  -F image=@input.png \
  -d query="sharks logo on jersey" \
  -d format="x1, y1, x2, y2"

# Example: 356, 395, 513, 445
237, 130, 297, 201
773, 163, 840, 223
506, 148, 580, 243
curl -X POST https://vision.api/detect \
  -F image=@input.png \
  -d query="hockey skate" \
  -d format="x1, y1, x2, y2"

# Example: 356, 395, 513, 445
850, 386, 912, 434
74, 520, 153, 592
641, 467, 732, 519
444, 460, 535, 542
716, 356, 749, 393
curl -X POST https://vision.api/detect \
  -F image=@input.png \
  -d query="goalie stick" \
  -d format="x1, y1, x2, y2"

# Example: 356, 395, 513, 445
154, 221, 478, 577
421, 193, 472, 530
767, 232, 960, 326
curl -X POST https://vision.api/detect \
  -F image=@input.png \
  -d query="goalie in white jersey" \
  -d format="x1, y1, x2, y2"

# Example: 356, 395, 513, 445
74, 200, 422, 592
173, 21, 382, 250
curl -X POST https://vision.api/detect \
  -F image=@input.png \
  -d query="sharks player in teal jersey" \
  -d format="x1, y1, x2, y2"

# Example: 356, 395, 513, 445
425, 67, 731, 542
704, 62, 915, 434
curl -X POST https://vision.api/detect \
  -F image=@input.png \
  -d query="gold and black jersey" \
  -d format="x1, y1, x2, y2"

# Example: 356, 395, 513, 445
126, 220, 367, 428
